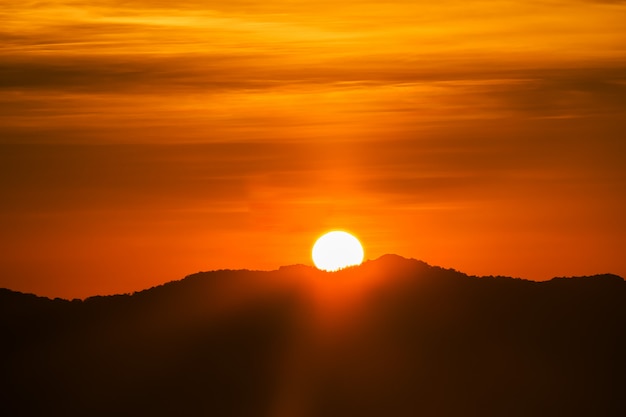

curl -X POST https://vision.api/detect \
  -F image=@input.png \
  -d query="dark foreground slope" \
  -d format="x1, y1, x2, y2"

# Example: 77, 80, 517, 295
1, 256, 625, 417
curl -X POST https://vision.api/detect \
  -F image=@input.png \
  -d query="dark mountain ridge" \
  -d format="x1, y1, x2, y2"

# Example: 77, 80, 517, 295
1, 256, 625, 417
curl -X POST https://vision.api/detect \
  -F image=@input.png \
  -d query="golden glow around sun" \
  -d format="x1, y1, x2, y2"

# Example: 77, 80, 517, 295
312, 231, 364, 271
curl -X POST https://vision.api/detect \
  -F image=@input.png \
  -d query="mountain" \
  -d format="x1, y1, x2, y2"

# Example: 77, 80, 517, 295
1, 256, 625, 417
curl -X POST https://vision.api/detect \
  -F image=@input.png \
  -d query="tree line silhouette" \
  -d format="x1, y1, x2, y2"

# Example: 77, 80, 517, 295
1, 255, 625, 416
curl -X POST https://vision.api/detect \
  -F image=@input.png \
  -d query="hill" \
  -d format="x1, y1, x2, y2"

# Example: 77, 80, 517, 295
1, 256, 625, 416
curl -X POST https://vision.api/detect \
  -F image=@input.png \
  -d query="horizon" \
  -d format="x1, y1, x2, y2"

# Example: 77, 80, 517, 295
2, 1, 625, 299
3, 253, 623, 301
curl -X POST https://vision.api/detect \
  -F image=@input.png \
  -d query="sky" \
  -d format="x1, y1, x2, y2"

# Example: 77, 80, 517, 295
1, 0, 625, 298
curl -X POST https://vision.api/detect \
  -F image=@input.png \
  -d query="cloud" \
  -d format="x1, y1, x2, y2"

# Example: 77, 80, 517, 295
480, 66, 626, 117
0, 53, 275, 93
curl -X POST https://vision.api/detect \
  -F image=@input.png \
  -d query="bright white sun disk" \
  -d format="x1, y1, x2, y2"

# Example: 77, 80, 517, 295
312, 231, 364, 271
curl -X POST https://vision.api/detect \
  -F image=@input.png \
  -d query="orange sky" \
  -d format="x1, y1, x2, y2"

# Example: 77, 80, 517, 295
1, 0, 625, 298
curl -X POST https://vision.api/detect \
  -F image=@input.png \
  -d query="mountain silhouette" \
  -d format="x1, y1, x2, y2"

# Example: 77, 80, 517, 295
1, 256, 625, 417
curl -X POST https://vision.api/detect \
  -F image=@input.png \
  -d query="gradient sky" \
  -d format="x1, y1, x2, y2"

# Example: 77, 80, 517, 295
1, 0, 625, 298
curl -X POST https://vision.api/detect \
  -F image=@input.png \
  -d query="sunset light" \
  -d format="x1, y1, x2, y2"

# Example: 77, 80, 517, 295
312, 231, 364, 271
2, 1, 626, 415
0, 0, 625, 299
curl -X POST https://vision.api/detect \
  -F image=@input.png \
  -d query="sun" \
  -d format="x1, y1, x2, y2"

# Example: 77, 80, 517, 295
312, 231, 364, 271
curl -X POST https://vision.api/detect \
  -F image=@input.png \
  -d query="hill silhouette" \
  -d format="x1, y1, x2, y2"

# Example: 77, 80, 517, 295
1, 256, 625, 417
